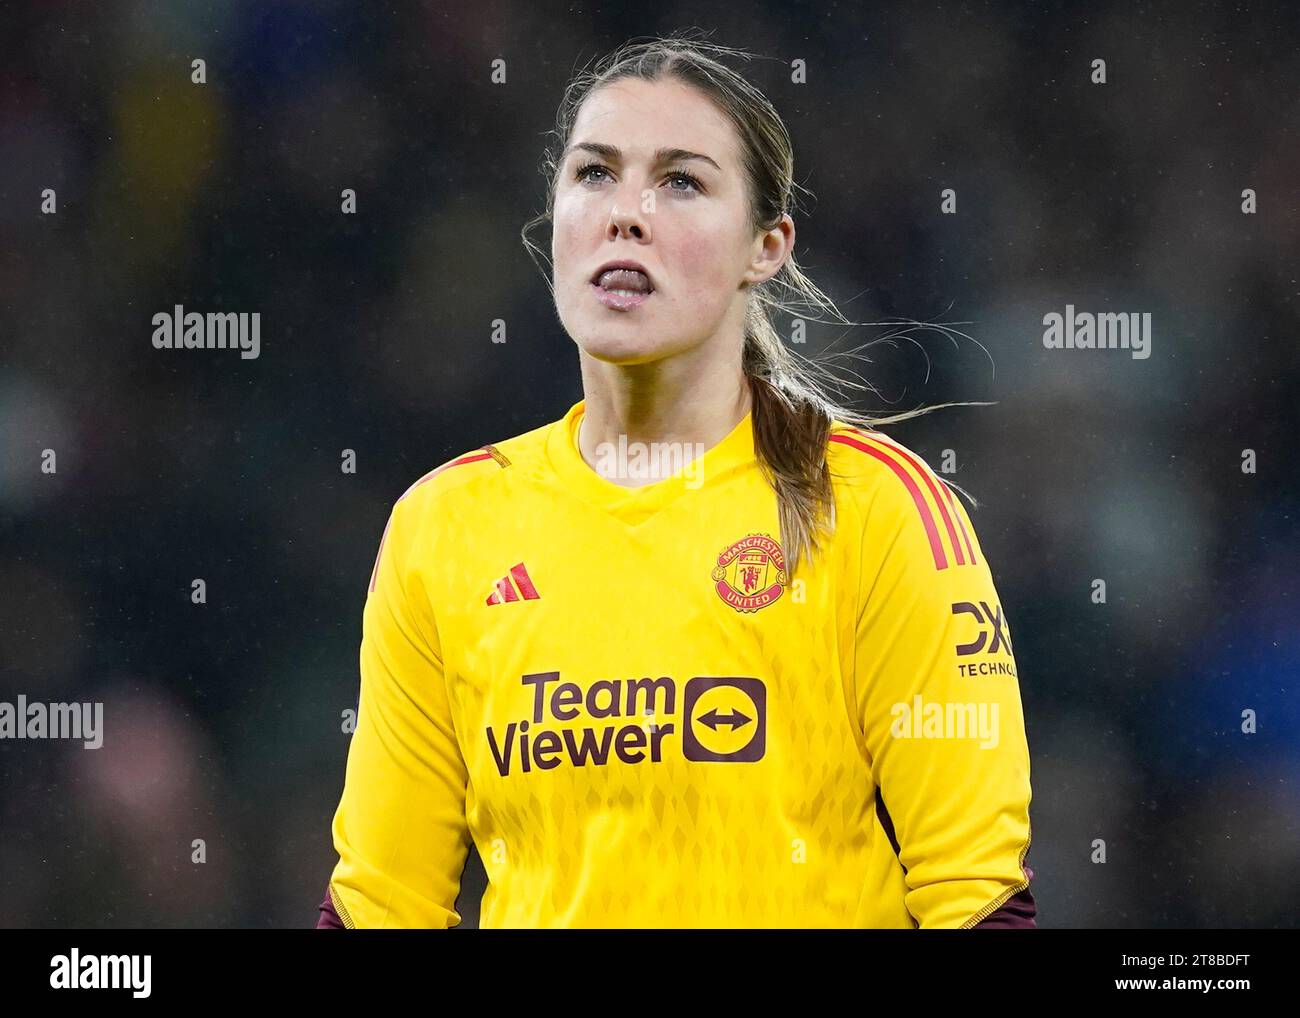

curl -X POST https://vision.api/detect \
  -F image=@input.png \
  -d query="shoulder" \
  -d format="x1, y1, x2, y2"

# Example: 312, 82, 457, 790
826, 421, 948, 504
826, 422, 981, 574
388, 415, 556, 524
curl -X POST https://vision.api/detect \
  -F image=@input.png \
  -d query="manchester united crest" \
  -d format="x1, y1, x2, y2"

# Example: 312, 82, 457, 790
712, 533, 787, 612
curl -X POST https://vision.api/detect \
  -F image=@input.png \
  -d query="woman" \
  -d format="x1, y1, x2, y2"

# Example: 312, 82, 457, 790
317, 36, 1034, 928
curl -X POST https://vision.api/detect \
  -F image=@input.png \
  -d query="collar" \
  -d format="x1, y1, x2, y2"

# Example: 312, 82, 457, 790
544, 399, 757, 525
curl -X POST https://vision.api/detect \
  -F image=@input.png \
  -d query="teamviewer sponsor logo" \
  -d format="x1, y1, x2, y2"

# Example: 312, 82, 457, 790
484, 672, 768, 775
50, 949, 151, 998
681, 676, 766, 762
486, 672, 678, 776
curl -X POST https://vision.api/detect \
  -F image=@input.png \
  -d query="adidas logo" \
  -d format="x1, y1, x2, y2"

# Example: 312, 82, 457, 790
486, 563, 540, 605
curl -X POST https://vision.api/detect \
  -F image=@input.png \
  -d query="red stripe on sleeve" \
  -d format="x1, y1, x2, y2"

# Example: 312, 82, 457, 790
936, 479, 977, 565
398, 451, 495, 503
857, 431, 968, 566
829, 433, 949, 569
371, 451, 495, 592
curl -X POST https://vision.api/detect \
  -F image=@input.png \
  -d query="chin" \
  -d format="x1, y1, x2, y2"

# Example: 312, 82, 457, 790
576, 332, 675, 366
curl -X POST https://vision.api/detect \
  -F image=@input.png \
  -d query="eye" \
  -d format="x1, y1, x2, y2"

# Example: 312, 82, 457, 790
573, 160, 704, 194
665, 167, 704, 193
574, 161, 611, 184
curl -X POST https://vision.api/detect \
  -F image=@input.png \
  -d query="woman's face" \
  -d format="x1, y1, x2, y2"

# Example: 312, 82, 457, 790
551, 76, 783, 366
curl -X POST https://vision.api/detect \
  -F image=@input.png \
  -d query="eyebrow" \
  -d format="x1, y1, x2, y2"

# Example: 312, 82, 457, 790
562, 142, 722, 173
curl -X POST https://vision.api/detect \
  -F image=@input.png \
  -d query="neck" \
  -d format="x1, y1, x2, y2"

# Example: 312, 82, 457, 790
576, 343, 753, 487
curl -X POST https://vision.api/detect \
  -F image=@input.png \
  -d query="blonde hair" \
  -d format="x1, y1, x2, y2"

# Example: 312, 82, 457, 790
522, 32, 982, 577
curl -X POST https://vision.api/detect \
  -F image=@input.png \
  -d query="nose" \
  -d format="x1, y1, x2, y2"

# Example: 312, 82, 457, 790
606, 193, 650, 241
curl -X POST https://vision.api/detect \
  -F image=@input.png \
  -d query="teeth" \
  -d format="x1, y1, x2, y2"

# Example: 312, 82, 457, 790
606, 289, 643, 297
596, 268, 651, 294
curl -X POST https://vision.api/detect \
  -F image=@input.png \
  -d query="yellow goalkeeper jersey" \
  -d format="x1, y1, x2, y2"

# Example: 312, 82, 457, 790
324, 399, 1033, 928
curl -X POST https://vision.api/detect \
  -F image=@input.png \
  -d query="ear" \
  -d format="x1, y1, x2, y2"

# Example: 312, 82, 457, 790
743, 213, 795, 287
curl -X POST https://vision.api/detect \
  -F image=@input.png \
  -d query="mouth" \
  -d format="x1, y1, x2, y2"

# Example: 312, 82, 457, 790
589, 280, 653, 311
589, 261, 655, 311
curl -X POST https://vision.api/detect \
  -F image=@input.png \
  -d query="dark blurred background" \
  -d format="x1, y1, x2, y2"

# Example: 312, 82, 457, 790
1, 1, 1297, 928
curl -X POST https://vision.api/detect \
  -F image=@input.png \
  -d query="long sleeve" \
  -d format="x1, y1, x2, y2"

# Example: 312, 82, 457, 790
321, 492, 473, 928
851, 461, 1034, 929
